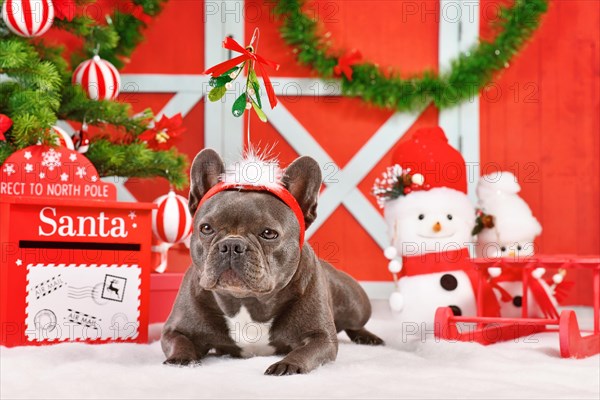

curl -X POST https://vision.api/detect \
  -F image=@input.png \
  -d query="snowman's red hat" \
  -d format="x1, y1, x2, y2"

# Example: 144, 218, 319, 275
392, 127, 467, 194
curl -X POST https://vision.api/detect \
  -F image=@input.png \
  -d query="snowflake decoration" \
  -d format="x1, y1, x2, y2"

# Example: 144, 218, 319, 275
91, 175, 98, 182
3, 163, 15, 176
132, 223, 138, 229
41, 148, 62, 171
25, 163, 33, 173
39, 172, 45, 179
16, 259, 23, 266
128, 211, 137, 220
76, 166, 86, 179
69, 153, 77, 162
24, 151, 32, 160
60, 173, 69, 182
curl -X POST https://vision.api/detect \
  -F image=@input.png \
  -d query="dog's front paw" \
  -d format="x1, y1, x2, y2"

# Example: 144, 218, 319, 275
163, 357, 200, 367
264, 361, 305, 376
346, 328, 385, 346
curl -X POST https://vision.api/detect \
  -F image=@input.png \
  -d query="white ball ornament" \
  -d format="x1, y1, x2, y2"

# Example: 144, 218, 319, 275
532, 267, 546, 279
2, 0, 54, 38
388, 259, 402, 274
383, 246, 398, 260
52, 125, 74, 150
411, 173, 425, 186
152, 190, 193, 244
72, 55, 121, 101
245, 102, 252, 110
552, 273, 564, 284
488, 267, 502, 278
389, 291, 404, 312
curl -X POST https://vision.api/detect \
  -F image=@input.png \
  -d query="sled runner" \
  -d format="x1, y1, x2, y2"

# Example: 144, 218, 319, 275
434, 256, 600, 359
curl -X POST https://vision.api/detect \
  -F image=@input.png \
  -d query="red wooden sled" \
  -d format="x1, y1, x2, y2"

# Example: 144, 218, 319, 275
434, 256, 600, 359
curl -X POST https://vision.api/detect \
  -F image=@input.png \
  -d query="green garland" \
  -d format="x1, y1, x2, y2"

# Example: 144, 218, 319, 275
274, 0, 548, 111
0, 0, 188, 189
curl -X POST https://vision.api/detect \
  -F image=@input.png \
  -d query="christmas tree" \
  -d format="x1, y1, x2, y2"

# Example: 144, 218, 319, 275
0, 0, 187, 188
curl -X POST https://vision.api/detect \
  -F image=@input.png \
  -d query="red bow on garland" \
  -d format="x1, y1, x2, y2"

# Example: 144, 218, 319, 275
204, 36, 280, 108
334, 49, 362, 81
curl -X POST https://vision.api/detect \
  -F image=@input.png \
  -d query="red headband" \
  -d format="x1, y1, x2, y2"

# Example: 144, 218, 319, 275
196, 182, 305, 248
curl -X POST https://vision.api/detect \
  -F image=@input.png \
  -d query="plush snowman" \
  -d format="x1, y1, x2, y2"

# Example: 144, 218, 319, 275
474, 171, 542, 258
373, 127, 481, 327
474, 171, 564, 318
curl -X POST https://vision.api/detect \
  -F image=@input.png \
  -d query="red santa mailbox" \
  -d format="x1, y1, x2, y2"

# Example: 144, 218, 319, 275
0, 145, 154, 346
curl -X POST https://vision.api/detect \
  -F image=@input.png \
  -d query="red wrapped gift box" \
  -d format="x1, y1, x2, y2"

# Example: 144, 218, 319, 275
0, 145, 154, 346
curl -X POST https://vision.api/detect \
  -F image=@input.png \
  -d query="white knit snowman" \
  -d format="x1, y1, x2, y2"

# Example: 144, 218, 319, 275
373, 127, 479, 327
474, 171, 564, 318
475, 171, 542, 258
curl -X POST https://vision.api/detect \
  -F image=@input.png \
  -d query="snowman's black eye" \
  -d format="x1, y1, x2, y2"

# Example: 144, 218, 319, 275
447, 214, 453, 220
500, 246, 507, 252
517, 245, 522, 251
418, 214, 425, 220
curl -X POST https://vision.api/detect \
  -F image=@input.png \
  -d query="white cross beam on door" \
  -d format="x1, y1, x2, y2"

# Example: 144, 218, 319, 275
113, 0, 480, 299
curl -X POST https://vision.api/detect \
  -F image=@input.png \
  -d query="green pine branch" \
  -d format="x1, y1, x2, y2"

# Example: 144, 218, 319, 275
0, 0, 188, 188
274, 0, 549, 112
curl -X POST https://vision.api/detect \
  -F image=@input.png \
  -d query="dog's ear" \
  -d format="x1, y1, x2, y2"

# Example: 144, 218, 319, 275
282, 156, 322, 229
188, 149, 225, 215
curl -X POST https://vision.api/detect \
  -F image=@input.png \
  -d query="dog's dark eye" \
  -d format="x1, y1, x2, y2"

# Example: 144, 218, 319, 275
418, 214, 425, 220
500, 246, 507, 252
260, 229, 278, 240
517, 245, 522, 251
447, 214, 453, 220
199, 223, 214, 235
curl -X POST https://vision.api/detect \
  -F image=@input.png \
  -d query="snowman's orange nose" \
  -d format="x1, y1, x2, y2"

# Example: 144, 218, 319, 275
433, 222, 442, 232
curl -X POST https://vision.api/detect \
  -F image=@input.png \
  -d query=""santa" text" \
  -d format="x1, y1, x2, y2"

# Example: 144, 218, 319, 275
38, 207, 128, 238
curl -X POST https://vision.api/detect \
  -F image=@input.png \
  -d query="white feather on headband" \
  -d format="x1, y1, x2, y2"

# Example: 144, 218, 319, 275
221, 146, 284, 189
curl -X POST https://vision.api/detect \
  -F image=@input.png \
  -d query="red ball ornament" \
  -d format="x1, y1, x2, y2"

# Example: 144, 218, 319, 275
52, 125, 74, 150
410, 183, 419, 190
152, 190, 193, 244
403, 187, 412, 195
72, 55, 121, 101
2, 0, 54, 37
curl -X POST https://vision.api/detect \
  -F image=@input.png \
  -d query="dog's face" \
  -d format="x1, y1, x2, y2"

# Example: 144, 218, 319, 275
187, 149, 322, 298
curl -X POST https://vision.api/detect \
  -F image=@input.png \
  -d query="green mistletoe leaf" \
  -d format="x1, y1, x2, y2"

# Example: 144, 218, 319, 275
232, 93, 247, 117
208, 86, 227, 102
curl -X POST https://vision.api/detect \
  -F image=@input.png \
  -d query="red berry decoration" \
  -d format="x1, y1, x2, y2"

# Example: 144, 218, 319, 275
410, 183, 419, 190
423, 183, 431, 190
403, 187, 412, 195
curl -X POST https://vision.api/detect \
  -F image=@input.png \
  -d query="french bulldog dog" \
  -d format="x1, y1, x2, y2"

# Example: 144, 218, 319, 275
161, 149, 383, 375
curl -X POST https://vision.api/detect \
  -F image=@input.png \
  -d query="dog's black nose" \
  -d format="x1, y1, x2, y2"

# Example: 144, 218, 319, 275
218, 238, 247, 255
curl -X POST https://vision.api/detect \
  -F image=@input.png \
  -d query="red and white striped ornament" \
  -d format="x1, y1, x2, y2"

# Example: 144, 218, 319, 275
152, 190, 193, 244
1, 0, 54, 38
52, 125, 74, 150
72, 55, 121, 101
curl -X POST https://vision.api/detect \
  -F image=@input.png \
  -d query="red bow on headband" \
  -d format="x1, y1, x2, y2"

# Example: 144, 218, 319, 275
204, 36, 280, 108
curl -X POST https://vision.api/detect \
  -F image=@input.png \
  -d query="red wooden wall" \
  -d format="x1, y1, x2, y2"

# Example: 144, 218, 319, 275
44, 1, 599, 304
480, 0, 600, 303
